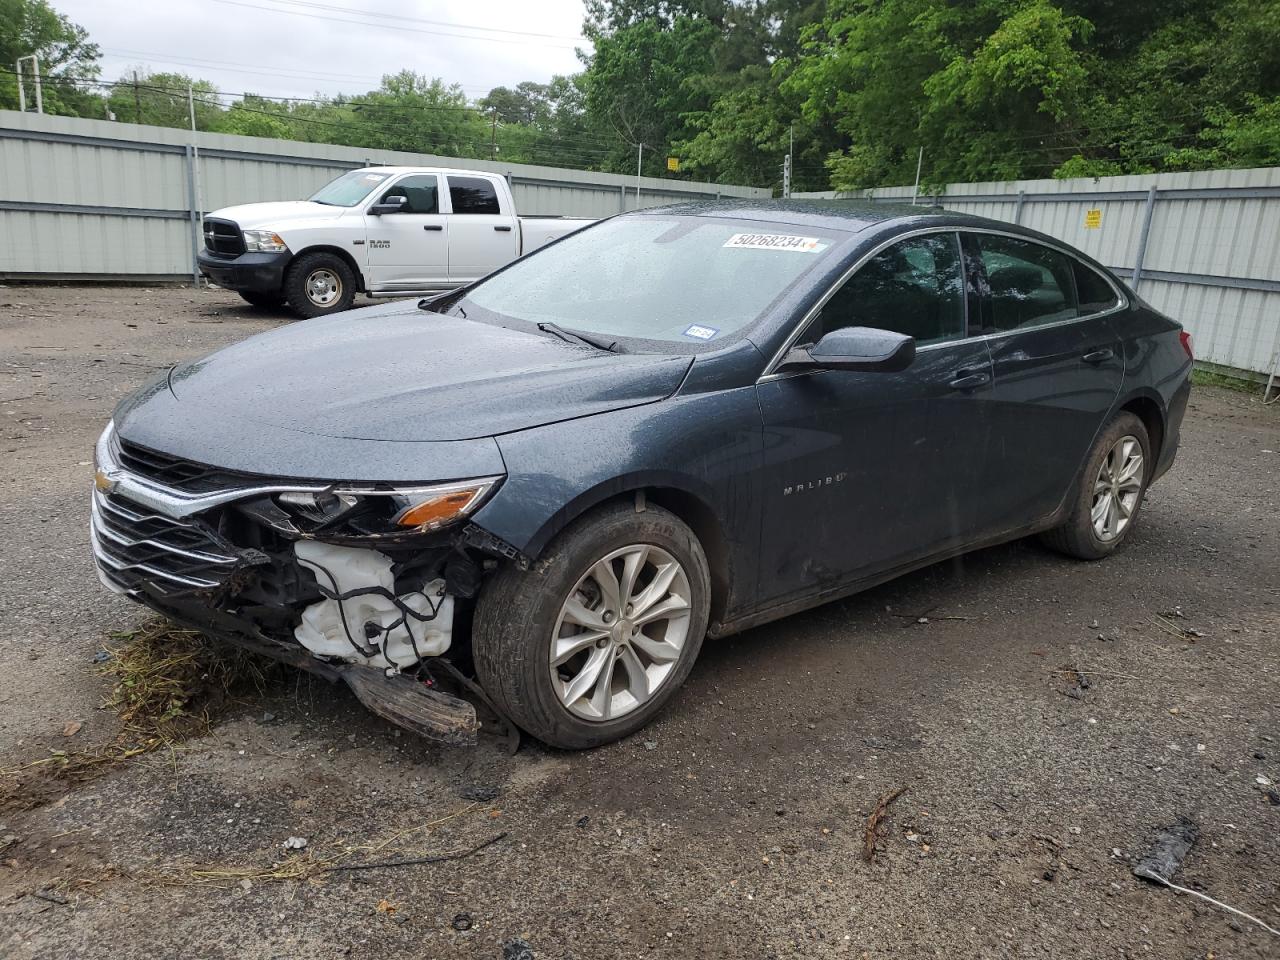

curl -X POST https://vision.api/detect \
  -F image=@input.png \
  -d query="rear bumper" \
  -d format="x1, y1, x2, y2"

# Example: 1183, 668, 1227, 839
197, 250, 289, 293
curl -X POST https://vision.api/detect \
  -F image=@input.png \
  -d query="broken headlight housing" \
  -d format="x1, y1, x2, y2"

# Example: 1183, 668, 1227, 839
262, 477, 502, 538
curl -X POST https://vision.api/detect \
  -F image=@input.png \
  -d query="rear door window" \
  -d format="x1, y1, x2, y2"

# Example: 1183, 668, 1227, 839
447, 176, 501, 215
805, 232, 966, 346
974, 234, 1078, 331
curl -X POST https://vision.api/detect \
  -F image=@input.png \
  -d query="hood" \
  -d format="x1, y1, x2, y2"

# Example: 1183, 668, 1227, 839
162, 302, 693, 442
209, 200, 347, 229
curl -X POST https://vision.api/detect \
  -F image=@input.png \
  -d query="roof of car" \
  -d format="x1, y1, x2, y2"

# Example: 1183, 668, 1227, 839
634, 198, 1017, 235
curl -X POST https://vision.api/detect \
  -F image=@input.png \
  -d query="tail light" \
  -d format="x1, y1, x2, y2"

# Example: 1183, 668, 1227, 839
1179, 330, 1194, 360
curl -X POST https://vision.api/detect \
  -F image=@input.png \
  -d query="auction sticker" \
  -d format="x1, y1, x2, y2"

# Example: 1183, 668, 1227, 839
724, 233, 826, 253
683, 324, 719, 340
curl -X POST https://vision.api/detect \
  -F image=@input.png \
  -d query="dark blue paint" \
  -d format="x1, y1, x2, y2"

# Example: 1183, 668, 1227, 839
111, 200, 1192, 634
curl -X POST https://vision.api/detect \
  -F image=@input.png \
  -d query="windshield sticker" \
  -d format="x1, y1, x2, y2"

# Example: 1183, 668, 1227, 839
683, 324, 719, 340
361, 174, 388, 184
724, 233, 826, 253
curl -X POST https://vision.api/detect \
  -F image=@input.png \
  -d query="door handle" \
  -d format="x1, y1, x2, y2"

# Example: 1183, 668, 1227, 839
494, 225, 513, 232
948, 370, 990, 390
1082, 348, 1114, 365
423, 224, 443, 231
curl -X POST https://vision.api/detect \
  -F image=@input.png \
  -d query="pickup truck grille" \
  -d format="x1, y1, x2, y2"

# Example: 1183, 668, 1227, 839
203, 218, 245, 257
116, 437, 250, 494
91, 488, 240, 593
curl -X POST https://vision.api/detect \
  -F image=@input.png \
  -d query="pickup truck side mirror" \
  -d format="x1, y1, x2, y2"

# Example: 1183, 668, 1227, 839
368, 195, 408, 216
777, 326, 915, 373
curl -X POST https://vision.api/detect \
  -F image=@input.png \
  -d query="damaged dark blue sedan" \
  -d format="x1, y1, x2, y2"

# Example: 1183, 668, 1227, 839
92, 201, 1192, 749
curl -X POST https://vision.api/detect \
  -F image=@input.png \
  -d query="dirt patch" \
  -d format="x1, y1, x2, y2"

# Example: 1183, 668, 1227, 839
1, 619, 277, 815
1, 286, 1278, 959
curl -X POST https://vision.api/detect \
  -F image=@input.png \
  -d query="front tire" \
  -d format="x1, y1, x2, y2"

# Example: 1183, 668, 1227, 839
473, 502, 711, 749
284, 252, 356, 318
1041, 411, 1151, 560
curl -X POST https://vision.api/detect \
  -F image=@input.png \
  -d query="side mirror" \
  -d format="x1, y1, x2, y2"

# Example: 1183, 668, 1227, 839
778, 326, 915, 373
368, 195, 408, 216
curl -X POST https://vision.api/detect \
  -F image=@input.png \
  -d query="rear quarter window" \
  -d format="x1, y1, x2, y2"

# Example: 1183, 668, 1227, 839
1074, 261, 1121, 315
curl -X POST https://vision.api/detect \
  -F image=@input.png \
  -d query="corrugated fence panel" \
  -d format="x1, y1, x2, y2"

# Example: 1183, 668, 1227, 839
796, 167, 1280, 375
0, 109, 769, 281
199, 155, 357, 211
0, 211, 191, 275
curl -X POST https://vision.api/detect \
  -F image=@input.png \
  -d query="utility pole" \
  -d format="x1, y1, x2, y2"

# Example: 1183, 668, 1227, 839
490, 106, 498, 160
188, 83, 202, 230
133, 70, 142, 122
635, 142, 643, 207
911, 146, 924, 205
16, 55, 43, 113
784, 124, 793, 198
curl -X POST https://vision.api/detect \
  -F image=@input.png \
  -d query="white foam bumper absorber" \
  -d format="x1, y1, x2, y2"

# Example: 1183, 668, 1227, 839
293, 541, 453, 671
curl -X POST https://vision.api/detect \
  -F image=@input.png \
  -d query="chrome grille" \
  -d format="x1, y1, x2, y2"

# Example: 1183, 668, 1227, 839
90, 488, 239, 593
203, 218, 245, 257
115, 437, 250, 494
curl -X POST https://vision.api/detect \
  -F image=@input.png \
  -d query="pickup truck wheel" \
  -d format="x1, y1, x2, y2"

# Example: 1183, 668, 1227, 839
472, 502, 710, 750
237, 290, 285, 309
1040, 412, 1150, 560
284, 252, 356, 318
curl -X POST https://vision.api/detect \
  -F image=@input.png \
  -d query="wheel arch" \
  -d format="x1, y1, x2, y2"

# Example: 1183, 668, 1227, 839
287, 245, 367, 293
1116, 389, 1165, 463
521, 474, 734, 626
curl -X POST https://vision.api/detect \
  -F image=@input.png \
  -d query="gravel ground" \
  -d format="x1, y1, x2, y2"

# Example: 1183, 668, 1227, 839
1, 285, 1277, 960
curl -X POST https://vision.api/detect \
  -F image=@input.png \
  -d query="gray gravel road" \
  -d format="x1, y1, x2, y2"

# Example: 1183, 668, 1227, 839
1, 286, 1278, 959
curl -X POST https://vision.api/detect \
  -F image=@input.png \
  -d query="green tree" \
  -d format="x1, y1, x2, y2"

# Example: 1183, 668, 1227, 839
341, 71, 488, 155
214, 96, 295, 139
0, 0, 102, 116
107, 70, 223, 129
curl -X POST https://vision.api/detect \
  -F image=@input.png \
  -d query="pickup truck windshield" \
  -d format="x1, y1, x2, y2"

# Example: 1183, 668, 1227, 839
459, 216, 842, 345
310, 170, 391, 207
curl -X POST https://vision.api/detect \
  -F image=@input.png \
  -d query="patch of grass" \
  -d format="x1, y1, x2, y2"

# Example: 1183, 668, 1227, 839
1, 618, 278, 811
1191, 367, 1263, 395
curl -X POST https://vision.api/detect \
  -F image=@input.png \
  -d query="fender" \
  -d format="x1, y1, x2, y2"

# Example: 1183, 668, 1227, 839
287, 244, 368, 293
470, 385, 766, 621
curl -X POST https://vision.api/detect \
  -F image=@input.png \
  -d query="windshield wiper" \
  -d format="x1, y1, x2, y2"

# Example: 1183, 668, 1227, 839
537, 322, 619, 352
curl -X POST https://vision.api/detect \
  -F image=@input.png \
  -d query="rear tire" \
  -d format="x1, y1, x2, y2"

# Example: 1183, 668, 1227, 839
284, 252, 356, 318
473, 502, 710, 749
237, 290, 285, 309
1041, 411, 1151, 560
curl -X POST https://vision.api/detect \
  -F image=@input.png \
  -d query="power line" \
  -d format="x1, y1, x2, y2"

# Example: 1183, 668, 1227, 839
222, 0, 586, 42
209, 0, 586, 49
0, 68, 633, 164
100, 46, 495, 93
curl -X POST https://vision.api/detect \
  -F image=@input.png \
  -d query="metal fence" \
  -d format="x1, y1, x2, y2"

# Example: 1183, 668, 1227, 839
797, 168, 1280, 379
0, 109, 770, 281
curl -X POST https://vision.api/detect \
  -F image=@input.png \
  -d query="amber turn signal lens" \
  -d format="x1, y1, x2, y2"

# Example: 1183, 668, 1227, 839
395, 488, 482, 530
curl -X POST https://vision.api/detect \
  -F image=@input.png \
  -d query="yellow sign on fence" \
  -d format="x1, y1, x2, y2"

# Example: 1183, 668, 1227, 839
666, 156, 680, 172
1084, 208, 1102, 229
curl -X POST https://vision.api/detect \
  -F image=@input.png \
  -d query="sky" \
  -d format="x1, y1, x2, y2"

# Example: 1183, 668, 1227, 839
57, 0, 591, 104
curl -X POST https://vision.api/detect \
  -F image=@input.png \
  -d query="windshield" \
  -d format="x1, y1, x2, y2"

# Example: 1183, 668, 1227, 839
309, 170, 391, 207
458, 216, 843, 345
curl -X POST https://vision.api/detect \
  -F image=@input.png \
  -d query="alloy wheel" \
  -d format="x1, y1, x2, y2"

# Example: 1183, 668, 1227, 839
550, 544, 693, 722
305, 268, 341, 307
1091, 434, 1144, 542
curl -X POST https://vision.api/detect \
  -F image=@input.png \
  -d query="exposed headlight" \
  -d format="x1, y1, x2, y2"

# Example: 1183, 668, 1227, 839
243, 229, 288, 253
270, 477, 502, 537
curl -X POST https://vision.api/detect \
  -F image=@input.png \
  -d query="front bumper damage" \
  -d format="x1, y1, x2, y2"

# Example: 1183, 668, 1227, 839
90, 435, 527, 747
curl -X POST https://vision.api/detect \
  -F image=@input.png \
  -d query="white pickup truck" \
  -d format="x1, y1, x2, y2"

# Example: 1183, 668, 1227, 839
196, 166, 596, 317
